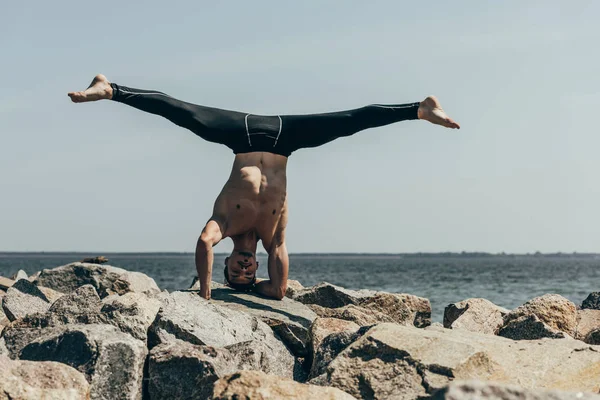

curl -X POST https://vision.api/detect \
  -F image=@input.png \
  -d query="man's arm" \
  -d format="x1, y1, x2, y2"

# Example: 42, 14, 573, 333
254, 242, 289, 300
195, 219, 224, 300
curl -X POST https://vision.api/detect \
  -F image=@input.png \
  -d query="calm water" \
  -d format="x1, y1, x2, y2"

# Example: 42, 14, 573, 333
1, 253, 599, 322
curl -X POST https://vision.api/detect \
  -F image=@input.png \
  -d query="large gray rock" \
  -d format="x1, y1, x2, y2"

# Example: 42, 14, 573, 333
101, 292, 161, 342
444, 298, 509, 335
0, 355, 90, 400
294, 283, 431, 328
498, 314, 567, 340
503, 294, 577, 337
11, 269, 28, 281
308, 318, 360, 379
19, 324, 147, 400
148, 291, 295, 374
2, 279, 53, 321
576, 309, 600, 344
34, 262, 160, 298
195, 286, 317, 357
431, 380, 600, 400
311, 323, 600, 399
582, 293, 600, 310
211, 370, 357, 400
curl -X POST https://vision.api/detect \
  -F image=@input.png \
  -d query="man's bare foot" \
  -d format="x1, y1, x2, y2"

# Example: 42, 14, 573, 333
68, 74, 113, 103
417, 96, 460, 129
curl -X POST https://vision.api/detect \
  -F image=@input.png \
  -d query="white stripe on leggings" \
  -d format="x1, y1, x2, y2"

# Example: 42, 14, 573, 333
273, 115, 283, 147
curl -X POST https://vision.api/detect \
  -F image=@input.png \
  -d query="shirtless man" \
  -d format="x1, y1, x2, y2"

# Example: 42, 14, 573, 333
68, 75, 459, 300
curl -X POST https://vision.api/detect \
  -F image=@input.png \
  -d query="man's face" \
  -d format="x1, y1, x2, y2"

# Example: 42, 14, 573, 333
226, 251, 258, 285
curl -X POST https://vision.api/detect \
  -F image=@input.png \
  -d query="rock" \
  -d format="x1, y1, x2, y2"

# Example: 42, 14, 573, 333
294, 283, 431, 327
0, 355, 90, 400
586, 329, 600, 345
2, 279, 53, 321
0, 337, 8, 356
309, 318, 360, 379
80, 256, 109, 264
0, 276, 14, 290
148, 291, 295, 375
211, 370, 357, 400
11, 269, 28, 281
498, 314, 567, 340
34, 262, 160, 298
19, 324, 147, 400
100, 292, 161, 342
285, 279, 305, 298
503, 294, 577, 336
312, 323, 600, 399
200, 286, 317, 357
431, 380, 600, 400
582, 293, 600, 310
47, 284, 103, 319
575, 309, 600, 343
444, 298, 509, 335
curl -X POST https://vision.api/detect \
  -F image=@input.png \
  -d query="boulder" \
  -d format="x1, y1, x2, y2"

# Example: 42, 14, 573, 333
47, 284, 103, 320
19, 324, 147, 400
582, 293, 600, 310
211, 370, 357, 400
2, 279, 53, 321
443, 298, 509, 335
503, 294, 577, 336
148, 291, 294, 375
285, 279, 305, 298
293, 282, 377, 308
575, 309, 600, 343
100, 292, 161, 342
34, 262, 160, 298
309, 304, 388, 326
0, 337, 8, 356
431, 380, 600, 400
11, 269, 28, 281
309, 318, 360, 379
498, 314, 567, 340
312, 323, 600, 399
0, 355, 90, 400
197, 286, 317, 357
586, 329, 600, 345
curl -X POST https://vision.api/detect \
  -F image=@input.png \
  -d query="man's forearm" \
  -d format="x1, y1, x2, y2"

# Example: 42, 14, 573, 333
195, 240, 214, 299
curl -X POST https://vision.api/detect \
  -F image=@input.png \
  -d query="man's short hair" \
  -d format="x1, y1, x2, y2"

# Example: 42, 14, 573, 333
223, 265, 257, 292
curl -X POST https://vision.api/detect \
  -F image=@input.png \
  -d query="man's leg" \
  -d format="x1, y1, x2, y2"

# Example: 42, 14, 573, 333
277, 96, 459, 155
68, 74, 247, 148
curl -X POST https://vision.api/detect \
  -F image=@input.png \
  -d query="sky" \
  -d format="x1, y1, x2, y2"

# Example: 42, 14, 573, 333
1, 1, 598, 253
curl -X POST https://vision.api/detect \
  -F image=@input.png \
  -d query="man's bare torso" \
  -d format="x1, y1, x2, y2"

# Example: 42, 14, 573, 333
211, 152, 288, 251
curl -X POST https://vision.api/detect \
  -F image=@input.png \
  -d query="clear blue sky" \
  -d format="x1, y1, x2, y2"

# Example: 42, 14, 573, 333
1, 1, 598, 253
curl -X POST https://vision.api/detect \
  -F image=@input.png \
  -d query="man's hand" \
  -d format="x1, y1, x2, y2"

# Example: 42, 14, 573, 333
195, 219, 224, 300
199, 285, 211, 300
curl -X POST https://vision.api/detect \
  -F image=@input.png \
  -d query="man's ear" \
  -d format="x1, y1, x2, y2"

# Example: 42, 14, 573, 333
224, 257, 229, 266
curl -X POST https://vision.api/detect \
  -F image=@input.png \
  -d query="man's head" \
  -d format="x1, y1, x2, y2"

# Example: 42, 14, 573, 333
224, 250, 258, 291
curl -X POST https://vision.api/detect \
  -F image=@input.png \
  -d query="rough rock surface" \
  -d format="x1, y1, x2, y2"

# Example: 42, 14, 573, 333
19, 324, 147, 400
0, 355, 90, 400
200, 286, 317, 357
12, 269, 28, 281
312, 323, 600, 399
0, 337, 8, 356
309, 318, 360, 379
100, 292, 161, 342
503, 294, 577, 336
285, 279, 305, 298
34, 262, 160, 298
211, 370, 357, 400
575, 309, 600, 343
586, 329, 600, 345
431, 380, 600, 400
498, 314, 567, 340
443, 298, 509, 335
296, 283, 431, 327
148, 291, 295, 376
582, 293, 600, 310
2, 279, 53, 321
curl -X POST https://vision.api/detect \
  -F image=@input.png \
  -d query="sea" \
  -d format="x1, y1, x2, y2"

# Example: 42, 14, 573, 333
1, 252, 598, 323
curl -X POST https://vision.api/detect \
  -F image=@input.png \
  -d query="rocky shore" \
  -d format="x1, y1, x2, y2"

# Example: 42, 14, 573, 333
1, 262, 599, 399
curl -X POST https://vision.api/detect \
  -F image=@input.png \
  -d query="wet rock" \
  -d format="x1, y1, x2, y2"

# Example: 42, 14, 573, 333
503, 294, 577, 336
498, 314, 567, 340
201, 286, 317, 357
211, 370, 357, 400
148, 291, 294, 373
294, 283, 430, 327
582, 293, 600, 310
100, 292, 161, 342
431, 380, 600, 400
34, 262, 160, 299
444, 298, 509, 335
312, 323, 600, 399
309, 318, 360, 379
19, 324, 147, 400
0, 355, 90, 400
2, 279, 53, 321
11, 269, 28, 281
575, 309, 600, 343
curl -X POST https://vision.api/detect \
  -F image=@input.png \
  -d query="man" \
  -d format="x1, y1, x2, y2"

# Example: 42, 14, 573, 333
69, 74, 459, 300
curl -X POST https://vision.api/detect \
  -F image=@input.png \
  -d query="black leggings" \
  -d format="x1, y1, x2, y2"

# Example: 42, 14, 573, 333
110, 83, 420, 157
